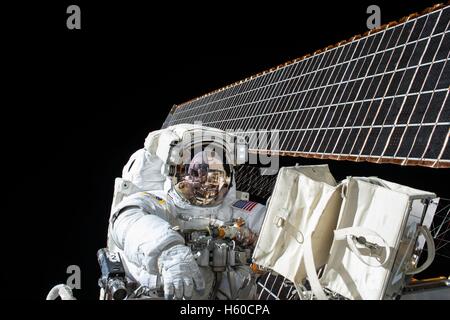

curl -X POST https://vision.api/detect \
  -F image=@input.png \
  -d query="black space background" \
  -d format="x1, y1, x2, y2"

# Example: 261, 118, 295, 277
2, 0, 449, 300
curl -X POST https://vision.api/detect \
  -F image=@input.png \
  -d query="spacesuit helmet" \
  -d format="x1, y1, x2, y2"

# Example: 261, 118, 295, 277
172, 144, 232, 207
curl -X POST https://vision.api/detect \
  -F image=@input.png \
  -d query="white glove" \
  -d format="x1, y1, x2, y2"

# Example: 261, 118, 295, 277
158, 244, 205, 299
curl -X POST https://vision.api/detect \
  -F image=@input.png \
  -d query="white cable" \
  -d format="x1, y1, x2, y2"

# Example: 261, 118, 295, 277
46, 284, 76, 300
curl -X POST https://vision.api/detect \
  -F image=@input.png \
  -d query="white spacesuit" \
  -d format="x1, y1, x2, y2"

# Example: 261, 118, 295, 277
103, 124, 266, 300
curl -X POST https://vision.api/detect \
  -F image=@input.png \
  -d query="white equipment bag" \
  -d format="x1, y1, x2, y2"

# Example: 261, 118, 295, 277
316, 177, 437, 300
253, 168, 438, 300
252, 165, 342, 286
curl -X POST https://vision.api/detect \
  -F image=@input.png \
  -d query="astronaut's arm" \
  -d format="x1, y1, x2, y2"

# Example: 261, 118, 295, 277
111, 206, 184, 273
111, 206, 205, 299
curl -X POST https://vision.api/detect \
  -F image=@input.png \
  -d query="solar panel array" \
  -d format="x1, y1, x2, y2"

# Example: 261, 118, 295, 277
163, 4, 450, 168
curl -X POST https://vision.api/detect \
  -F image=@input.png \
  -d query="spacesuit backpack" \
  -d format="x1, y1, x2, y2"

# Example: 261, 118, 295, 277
110, 129, 168, 210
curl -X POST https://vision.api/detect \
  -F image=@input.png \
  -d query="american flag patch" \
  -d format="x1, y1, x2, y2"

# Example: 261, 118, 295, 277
232, 200, 258, 213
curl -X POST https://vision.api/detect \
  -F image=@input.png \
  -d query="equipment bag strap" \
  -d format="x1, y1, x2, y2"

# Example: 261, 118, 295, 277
300, 184, 344, 300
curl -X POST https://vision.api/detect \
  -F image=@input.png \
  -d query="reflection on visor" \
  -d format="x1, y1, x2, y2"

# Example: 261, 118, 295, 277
174, 149, 231, 206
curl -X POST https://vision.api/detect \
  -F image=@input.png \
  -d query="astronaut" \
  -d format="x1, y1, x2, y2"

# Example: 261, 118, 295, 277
102, 124, 266, 300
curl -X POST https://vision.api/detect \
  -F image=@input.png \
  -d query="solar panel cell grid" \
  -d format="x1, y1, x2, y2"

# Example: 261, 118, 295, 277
165, 5, 450, 167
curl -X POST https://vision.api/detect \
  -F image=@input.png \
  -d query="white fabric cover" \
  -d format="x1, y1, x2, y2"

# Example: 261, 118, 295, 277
320, 177, 434, 300
252, 165, 342, 284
